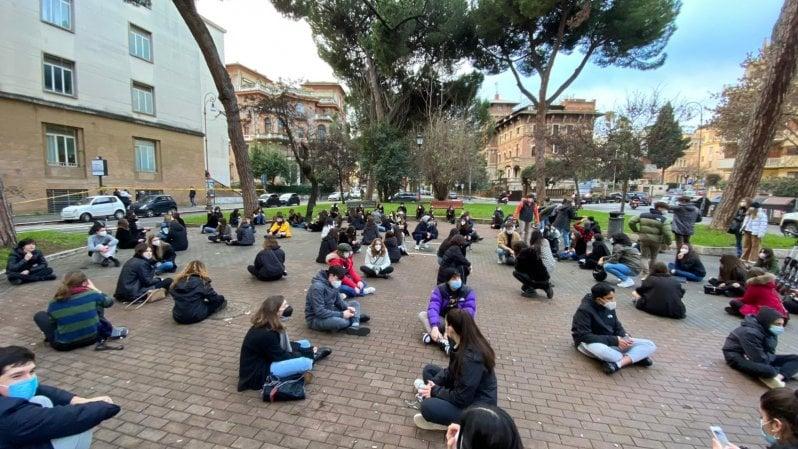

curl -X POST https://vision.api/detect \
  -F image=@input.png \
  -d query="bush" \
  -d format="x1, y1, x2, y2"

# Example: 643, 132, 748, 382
759, 177, 798, 197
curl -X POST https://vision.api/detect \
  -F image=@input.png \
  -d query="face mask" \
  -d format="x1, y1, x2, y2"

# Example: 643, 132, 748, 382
759, 253, 767, 259
603, 301, 617, 311
461, 221, 466, 225
97, 230, 107, 237
448, 279, 462, 290
761, 419, 778, 445
152, 240, 161, 247
277, 219, 283, 224
343, 252, 352, 259
679, 248, 688, 255
505, 229, 514, 234
770, 325, 785, 336
2, 374, 38, 400
374, 245, 382, 251
282, 305, 294, 318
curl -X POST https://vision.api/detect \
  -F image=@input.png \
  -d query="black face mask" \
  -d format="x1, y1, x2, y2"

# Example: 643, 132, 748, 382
282, 306, 294, 318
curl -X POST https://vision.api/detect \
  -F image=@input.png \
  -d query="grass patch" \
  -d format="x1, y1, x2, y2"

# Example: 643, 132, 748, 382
1, 231, 88, 268
182, 206, 300, 226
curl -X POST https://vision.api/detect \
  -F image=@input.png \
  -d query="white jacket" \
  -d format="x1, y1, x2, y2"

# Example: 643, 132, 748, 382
364, 250, 391, 273
742, 209, 768, 237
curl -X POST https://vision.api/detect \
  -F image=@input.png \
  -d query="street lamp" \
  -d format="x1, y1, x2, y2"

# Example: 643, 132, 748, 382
416, 134, 423, 199
684, 101, 706, 183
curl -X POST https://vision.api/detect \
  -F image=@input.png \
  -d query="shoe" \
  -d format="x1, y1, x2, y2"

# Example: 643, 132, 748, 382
359, 313, 371, 323
95, 339, 124, 351
363, 286, 376, 295
635, 357, 653, 367
760, 376, 786, 389
313, 347, 332, 362
45, 274, 58, 281
110, 327, 129, 339
215, 300, 228, 314
110, 257, 121, 267
9, 278, 22, 285
413, 378, 426, 391
521, 289, 536, 298
618, 279, 635, 288
101, 258, 110, 267
415, 245, 420, 250
545, 286, 554, 299
344, 326, 370, 336
497, 259, 504, 264
602, 361, 619, 375
439, 339, 451, 355
724, 306, 736, 315
339, 293, 348, 301
414, 413, 448, 431
422, 333, 432, 344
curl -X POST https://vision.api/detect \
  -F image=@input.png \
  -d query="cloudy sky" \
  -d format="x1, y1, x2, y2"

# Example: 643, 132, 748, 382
197, 0, 783, 126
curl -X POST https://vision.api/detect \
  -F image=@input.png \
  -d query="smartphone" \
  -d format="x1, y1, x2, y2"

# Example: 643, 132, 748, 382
710, 426, 730, 446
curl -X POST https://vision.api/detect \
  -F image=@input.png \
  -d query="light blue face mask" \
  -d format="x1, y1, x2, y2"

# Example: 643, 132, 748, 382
448, 279, 462, 290
3, 374, 39, 400
770, 325, 785, 336
761, 418, 778, 445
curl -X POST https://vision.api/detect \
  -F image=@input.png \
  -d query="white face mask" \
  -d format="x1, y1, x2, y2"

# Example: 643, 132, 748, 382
97, 230, 107, 237
679, 248, 688, 255
759, 252, 767, 259
330, 278, 342, 289
603, 301, 617, 311
505, 229, 514, 234
142, 252, 153, 260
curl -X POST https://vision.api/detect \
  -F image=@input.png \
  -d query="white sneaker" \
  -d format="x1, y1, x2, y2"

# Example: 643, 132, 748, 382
760, 376, 786, 389
363, 286, 376, 295
339, 293, 347, 300
422, 333, 432, 345
618, 279, 636, 288
413, 378, 426, 391
415, 245, 420, 250
497, 259, 504, 264
414, 413, 448, 431
422, 243, 430, 249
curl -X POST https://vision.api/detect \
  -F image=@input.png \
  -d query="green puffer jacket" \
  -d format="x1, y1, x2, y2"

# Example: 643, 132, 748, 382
629, 211, 672, 246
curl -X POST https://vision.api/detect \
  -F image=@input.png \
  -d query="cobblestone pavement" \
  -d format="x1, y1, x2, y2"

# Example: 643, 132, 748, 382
1, 223, 794, 449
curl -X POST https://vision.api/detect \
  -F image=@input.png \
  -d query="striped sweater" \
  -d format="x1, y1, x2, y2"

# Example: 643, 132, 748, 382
47, 290, 113, 345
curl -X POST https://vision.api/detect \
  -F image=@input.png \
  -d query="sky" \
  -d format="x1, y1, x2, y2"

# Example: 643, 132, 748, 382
196, 0, 784, 128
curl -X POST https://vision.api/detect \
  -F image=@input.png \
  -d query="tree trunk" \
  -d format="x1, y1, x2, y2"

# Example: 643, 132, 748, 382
306, 179, 319, 221
534, 104, 548, 201
338, 168, 347, 207
172, 0, 257, 214
661, 167, 666, 185
0, 176, 17, 248
620, 178, 629, 214
712, 0, 798, 230
572, 175, 581, 207
363, 55, 386, 203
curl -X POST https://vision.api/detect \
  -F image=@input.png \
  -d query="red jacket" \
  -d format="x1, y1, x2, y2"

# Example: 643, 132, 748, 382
513, 199, 540, 224
738, 273, 787, 318
325, 252, 362, 289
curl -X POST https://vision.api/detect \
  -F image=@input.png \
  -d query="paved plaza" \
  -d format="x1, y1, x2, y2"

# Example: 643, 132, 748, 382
0, 223, 794, 449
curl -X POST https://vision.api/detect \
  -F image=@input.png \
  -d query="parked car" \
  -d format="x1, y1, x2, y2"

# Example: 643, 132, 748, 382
349, 190, 362, 199
389, 192, 419, 202
327, 191, 349, 201
448, 191, 458, 199
780, 212, 798, 235
60, 195, 126, 222
605, 192, 623, 203
259, 193, 281, 208
131, 195, 178, 218
279, 193, 301, 206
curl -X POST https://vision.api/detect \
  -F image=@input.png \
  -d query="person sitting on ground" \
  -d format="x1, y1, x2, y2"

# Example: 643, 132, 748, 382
711, 388, 798, 449
319, 218, 335, 239
385, 229, 402, 264
437, 235, 471, 285
445, 405, 524, 449
163, 214, 188, 252
172, 212, 186, 228
201, 207, 222, 234
496, 221, 521, 265
726, 268, 788, 319
420, 268, 476, 354
87, 222, 120, 268
305, 266, 371, 336
447, 205, 457, 225
317, 228, 339, 264
571, 282, 657, 375
361, 217, 381, 246
705, 255, 749, 297
115, 218, 143, 249
360, 237, 394, 279
288, 210, 306, 228
5, 239, 57, 285
125, 210, 148, 240
437, 228, 460, 265
632, 261, 686, 319
238, 295, 332, 392
458, 213, 482, 243
33, 271, 126, 351
578, 234, 611, 270
629, 202, 672, 278
351, 212, 367, 231
339, 225, 362, 254
413, 309, 497, 431
252, 207, 266, 226
0, 346, 121, 448
394, 220, 410, 255
325, 243, 376, 297
428, 216, 440, 240
227, 218, 256, 246
512, 234, 555, 299
413, 215, 434, 251
114, 243, 173, 303
268, 213, 292, 238
248, 235, 287, 282
146, 233, 177, 274
598, 233, 642, 288
490, 207, 505, 230
307, 210, 328, 232
208, 217, 232, 243
229, 208, 241, 228
330, 203, 340, 219
564, 217, 599, 261
668, 243, 706, 282
722, 307, 797, 389
170, 260, 227, 324
756, 247, 781, 275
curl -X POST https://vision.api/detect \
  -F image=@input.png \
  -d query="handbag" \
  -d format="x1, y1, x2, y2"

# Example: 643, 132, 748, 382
592, 267, 607, 282
261, 372, 306, 402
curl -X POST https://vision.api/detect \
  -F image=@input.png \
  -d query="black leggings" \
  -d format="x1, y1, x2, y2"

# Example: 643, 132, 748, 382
247, 265, 285, 281
512, 270, 550, 291
724, 352, 798, 379
420, 364, 464, 425
360, 266, 394, 278
8, 266, 55, 285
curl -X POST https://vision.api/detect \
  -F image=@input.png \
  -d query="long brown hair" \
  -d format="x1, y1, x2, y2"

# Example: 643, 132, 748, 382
145, 233, 170, 260
761, 388, 798, 444
117, 218, 130, 230
250, 295, 285, 331
369, 237, 386, 256
445, 309, 496, 378
54, 271, 87, 301
171, 260, 211, 287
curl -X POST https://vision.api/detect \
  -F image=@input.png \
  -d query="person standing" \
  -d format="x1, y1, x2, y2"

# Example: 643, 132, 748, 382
727, 198, 751, 258
742, 201, 769, 263
189, 186, 197, 207
628, 202, 672, 278
669, 196, 701, 248
551, 199, 578, 250
512, 194, 539, 243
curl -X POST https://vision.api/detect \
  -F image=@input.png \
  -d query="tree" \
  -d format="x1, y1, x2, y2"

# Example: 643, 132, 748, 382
0, 176, 16, 247
712, 0, 798, 230
316, 125, 359, 205
358, 123, 411, 201
471, 0, 680, 201
646, 102, 690, 183
417, 113, 484, 200
599, 117, 644, 213
760, 177, 798, 197
705, 173, 722, 188
548, 126, 601, 203
250, 143, 291, 187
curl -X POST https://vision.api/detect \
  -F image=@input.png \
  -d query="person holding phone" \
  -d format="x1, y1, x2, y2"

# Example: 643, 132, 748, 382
710, 387, 798, 449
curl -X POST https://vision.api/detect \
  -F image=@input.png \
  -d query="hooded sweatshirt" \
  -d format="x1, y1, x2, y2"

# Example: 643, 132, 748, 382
722, 307, 783, 377
304, 270, 349, 322
325, 252, 362, 289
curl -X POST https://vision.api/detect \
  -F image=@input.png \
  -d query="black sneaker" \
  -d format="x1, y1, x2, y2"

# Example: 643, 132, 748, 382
344, 326, 370, 336
602, 361, 619, 375
359, 313, 371, 323
110, 257, 121, 267
313, 347, 332, 362
635, 357, 653, 367
545, 286, 554, 299
101, 258, 110, 267
521, 289, 536, 298
45, 274, 58, 281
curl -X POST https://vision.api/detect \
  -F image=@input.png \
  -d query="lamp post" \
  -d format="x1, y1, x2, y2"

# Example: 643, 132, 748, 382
416, 133, 424, 200
684, 101, 705, 184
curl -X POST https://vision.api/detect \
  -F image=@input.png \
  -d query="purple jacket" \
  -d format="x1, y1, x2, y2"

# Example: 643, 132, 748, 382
427, 284, 477, 327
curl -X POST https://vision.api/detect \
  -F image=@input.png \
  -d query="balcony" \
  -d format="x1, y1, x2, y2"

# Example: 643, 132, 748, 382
717, 156, 798, 170
244, 133, 289, 142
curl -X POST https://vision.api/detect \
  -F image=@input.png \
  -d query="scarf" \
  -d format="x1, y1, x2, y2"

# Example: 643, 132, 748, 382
278, 330, 292, 354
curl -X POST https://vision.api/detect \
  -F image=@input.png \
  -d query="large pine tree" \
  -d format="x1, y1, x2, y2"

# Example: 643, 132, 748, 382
646, 103, 690, 184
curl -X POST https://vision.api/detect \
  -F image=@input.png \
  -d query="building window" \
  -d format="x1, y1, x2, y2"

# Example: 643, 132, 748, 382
264, 118, 272, 133
129, 25, 153, 62
131, 82, 155, 115
41, 0, 72, 30
552, 124, 560, 135
317, 125, 326, 140
134, 139, 157, 173
295, 103, 305, 115
45, 125, 78, 167
43, 55, 74, 96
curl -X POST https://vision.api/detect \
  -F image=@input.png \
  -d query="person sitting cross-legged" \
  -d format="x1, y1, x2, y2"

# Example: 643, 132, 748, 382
268, 213, 292, 238
726, 268, 789, 319
632, 261, 686, 319
496, 221, 521, 265
571, 282, 657, 375
723, 307, 798, 389
248, 235, 287, 282
599, 233, 642, 288
360, 237, 394, 279
419, 268, 476, 355
668, 244, 706, 282
170, 260, 227, 325
0, 346, 121, 449
87, 222, 120, 267
227, 218, 256, 246
326, 243, 376, 298
114, 243, 173, 304
305, 266, 371, 336
5, 238, 57, 285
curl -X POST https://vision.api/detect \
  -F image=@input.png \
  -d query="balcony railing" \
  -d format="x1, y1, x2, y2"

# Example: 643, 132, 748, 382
244, 133, 289, 142
718, 156, 798, 170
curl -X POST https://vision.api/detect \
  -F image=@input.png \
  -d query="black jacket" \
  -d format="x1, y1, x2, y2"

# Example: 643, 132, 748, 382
728, 207, 747, 234
722, 315, 779, 377
5, 249, 48, 277
235, 224, 256, 246
316, 235, 338, 263
385, 236, 401, 263
165, 221, 188, 251
115, 228, 140, 249
114, 256, 160, 301
238, 326, 308, 391
552, 205, 578, 229
430, 346, 498, 409
515, 247, 550, 282
203, 212, 220, 229
252, 248, 286, 280
571, 294, 627, 346
361, 225, 380, 245
171, 275, 224, 324
634, 273, 686, 319
0, 384, 120, 449
675, 254, 706, 277
437, 245, 471, 284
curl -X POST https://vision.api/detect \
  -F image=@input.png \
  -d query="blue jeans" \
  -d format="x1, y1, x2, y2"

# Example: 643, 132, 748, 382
496, 248, 514, 264
667, 263, 705, 282
558, 227, 571, 249
201, 226, 217, 234
421, 364, 463, 425
30, 396, 93, 449
734, 233, 743, 257
603, 263, 634, 282
339, 283, 369, 298
578, 339, 657, 366
307, 300, 361, 331
156, 261, 175, 273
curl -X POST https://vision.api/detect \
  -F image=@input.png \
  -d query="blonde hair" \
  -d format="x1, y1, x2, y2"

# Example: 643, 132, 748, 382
171, 260, 210, 287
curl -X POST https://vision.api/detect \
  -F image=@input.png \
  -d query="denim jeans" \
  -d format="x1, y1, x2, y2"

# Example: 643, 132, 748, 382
496, 248, 514, 264
339, 283, 369, 298
577, 338, 657, 365
734, 233, 743, 257
603, 262, 634, 282
420, 364, 464, 425
308, 300, 361, 331
201, 226, 217, 234
156, 261, 175, 273
667, 262, 704, 282
558, 227, 571, 249
29, 396, 93, 449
